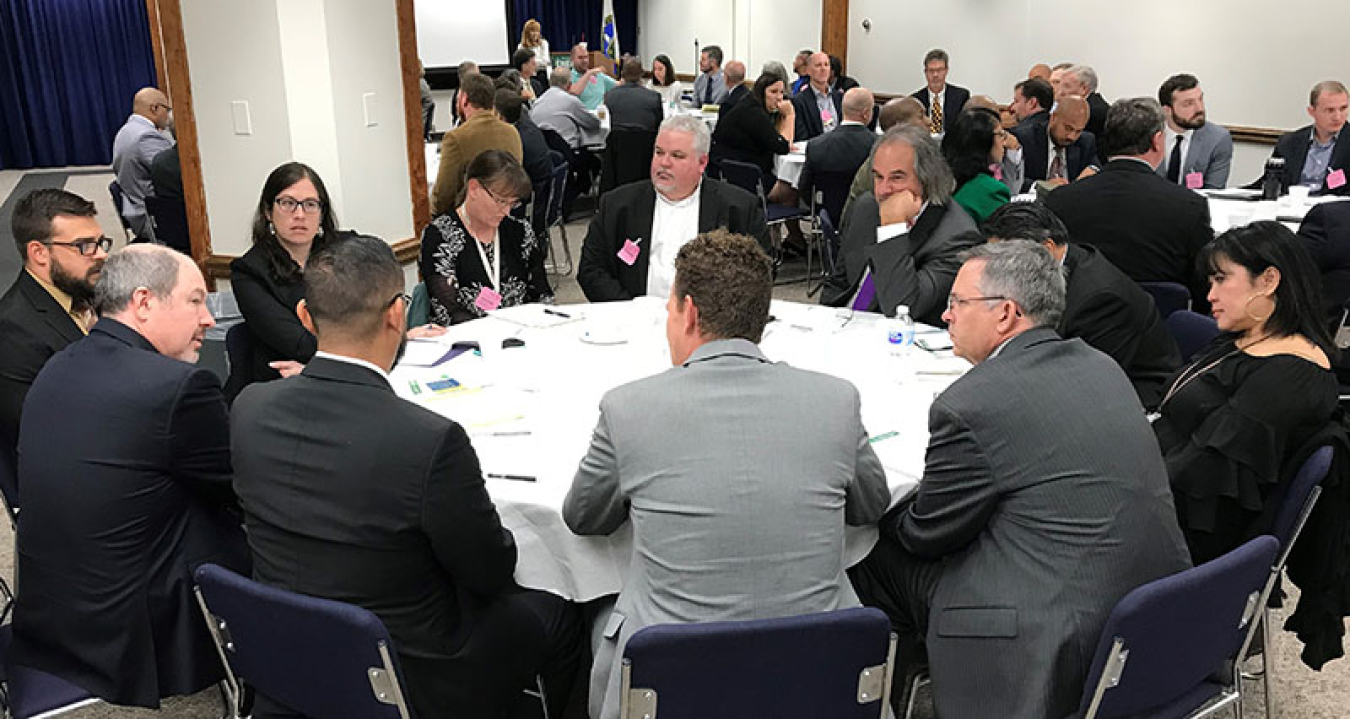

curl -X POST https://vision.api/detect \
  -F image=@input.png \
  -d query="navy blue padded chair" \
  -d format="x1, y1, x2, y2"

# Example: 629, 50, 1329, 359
543, 152, 573, 275
0, 625, 98, 718
194, 563, 415, 719
144, 195, 192, 255
620, 607, 895, 719
1140, 281, 1191, 320
222, 322, 255, 403
1073, 535, 1279, 719
1165, 310, 1221, 362
107, 181, 136, 241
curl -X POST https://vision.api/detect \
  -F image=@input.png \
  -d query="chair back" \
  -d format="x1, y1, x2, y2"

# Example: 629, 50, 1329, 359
620, 607, 895, 719
1165, 310, 1220, 362
817, 208, 840, 276
107, 181, 134, 235
194, 563, 414, 719
1139, 281, 1191, 319
0, 442, 18, 527
717, 159, 765, 199
422, 100, 435, 140
0, 625, 98, 719
1076, 536, 1279, 719
601, 129, 657, 193
222, 322, 255, 403
406, 283, 431, 329
546, 154, 570, 229
539, 126, 574, 167
809, 169, 857, 231
1270, 445, 1334, 560
144, 194, 192, 254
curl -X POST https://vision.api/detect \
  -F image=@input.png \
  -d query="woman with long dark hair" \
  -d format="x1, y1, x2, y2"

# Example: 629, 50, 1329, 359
1153, 221, 1338, 563
709, 72, 794, 187
942, 107, 1010, 223
646, 54, 682, 106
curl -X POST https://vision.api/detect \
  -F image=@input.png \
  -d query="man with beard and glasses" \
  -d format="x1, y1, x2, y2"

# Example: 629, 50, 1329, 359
1156, 74, 1232, 189
0, 189, 109, 481
230, 235, 581, 719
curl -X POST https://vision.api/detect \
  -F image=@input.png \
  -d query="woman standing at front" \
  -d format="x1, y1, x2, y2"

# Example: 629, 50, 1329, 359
419, 150, 553, 325
1153, 222, 1338, 564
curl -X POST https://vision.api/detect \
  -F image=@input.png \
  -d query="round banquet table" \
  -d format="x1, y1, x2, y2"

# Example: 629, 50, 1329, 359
390, 298, 968, 601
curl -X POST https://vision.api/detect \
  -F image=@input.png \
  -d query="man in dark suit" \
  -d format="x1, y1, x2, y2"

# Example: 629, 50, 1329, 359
1046, 97, 1213, 301
717, 60, 749, 120
1297, 200, 1350, 320
821, 125, 982, 326
149, 145, 182, 201
1010, 77, 1053, 128
604, 58, 663, 133
0, 189, 106, 482
1012, 95, 1098, 191
1259, 80, 1350, 196
910, 49, 969, 135
578, 116, 768, 300
1060, 65, 1109, 142
799, 87, 876, 223
495, 90, 551, 188
511, 48, 548, 99
231, 235, 580, 719
791, 52, 843, 141
12, 245, 248, 708
983, 202, 1181, 409
851, 241, 1191, 718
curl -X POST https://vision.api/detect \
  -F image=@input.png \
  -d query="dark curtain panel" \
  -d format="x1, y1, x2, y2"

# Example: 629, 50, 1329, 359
0, 0, 157, 170
510, 0, 636, 64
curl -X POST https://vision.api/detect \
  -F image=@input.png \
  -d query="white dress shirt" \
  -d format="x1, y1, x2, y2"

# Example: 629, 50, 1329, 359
1163, 125, 1194, 182
646, 185, 702, 298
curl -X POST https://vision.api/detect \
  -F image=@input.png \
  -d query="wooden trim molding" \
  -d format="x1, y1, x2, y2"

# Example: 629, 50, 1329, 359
144, 0, 168, 92
1227, 125, 1283, 145
395, 0, 431, 238
820, 0, 849, 65
204, 238, 421, 281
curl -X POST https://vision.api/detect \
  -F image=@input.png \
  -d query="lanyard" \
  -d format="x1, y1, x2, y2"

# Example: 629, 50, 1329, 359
459, 205, 500, 290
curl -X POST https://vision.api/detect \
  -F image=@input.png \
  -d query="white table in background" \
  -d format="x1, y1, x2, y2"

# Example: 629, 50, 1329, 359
1202, 189, 1350, 234
774, 141, 808, 188
390, 299, 967, 601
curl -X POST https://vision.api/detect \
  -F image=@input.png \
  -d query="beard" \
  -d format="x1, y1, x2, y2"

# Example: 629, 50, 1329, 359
1175, 111, 1206, 130
50, 256, 99, 309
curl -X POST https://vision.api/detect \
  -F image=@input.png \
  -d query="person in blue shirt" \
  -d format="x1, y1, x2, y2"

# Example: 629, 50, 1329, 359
569, 43, 617, 111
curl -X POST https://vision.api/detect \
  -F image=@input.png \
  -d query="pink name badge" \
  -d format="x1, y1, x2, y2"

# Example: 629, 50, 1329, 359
1328, 168, 1347, 189
618, 239, 641, 265
474, 286, 501, 312
1185, 172, 1204, 190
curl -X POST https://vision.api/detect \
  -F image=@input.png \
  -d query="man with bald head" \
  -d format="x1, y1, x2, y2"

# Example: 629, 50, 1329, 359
111, 87, 174, 240
718, 60, 749, 120
13, 244, 248, 707
1028, 64, 1052, 82
1011, 94, 1098, 192
801, 87, 876, 223
792, 51, 844, 140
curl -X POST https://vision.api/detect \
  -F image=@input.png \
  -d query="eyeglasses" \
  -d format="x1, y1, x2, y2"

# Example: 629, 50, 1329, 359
274, 197, 324, 215
480, 184, 522, 211
389, 292, 412, 309
946, 293, 1009, 311
46, 237, 112, 256
152, 102, 172, 112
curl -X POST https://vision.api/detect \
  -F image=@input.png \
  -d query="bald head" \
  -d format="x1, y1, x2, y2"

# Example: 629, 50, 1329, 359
842, 87, 874, 123
880, 96, 928, 131
1028, 64, 1052, 82
966, 94, 999, 113
133, 87, 171, 129
1053, 95, 1089, 124
724, 60, 746, 86
1049, 96, 1090, 148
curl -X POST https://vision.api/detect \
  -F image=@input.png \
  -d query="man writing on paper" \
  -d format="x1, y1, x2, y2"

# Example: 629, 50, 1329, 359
566, 229, 890, 719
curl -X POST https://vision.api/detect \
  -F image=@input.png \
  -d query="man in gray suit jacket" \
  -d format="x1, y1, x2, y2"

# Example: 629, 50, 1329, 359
1157, 74, 1233, 188
565, 230, 890, 719
821, 124, 982, 325
111, 87, 174, 240
851, 241, 1191, 718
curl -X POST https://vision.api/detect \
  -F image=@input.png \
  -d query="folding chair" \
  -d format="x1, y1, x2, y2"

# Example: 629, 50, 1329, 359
144, 195, 192, 255
1140, 281, 1191, 320
808, 208, 842, 298
0, 626, 99, 719
620, 607, 895, 719
718, 159, 809, 281
222, 322, 254, 404
107, 181, 136, 242
543, 153, 573, 275
194, 563, 415, 719
1165, 310, 1221, 362
601, 130, 657, 193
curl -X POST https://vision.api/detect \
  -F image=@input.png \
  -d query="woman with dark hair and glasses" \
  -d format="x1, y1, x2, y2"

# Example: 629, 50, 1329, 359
419, 149, 552, 325
228, 162, 442, 399
942, 107, 1010, 223
1153, 221, 1338, 563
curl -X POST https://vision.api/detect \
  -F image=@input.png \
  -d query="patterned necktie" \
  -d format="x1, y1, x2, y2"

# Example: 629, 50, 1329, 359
1050, 147, 1067, 180
931, 93, 943, 134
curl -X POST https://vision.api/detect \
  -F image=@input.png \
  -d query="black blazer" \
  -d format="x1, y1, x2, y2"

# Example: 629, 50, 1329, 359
228, 245, 316, 397
149, 144, 183, 201
910, 84, 970, 122
1060, 244, 1182, 410
578, 179, 769, 301
799, 123, 876, 221
516, 112, 554, 187
1297, 201, 1350, 320
1086, 92, 1109, 142
1046, 159, 1214, 300
710, 96, 790, 177
604, 82, 663, 133
12, 319, 247, 707
1012, 112, 1098, 190
718, 84, 751, 121
1267, 123, 1350, 196
791, 85, 844, 141
231, 357, 517, 716
0, 270, 83, 472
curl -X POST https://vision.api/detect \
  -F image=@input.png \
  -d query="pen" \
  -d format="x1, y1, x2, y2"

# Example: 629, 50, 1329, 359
478, 431, 532, 437
486, 473, 537, 482
869, 431, 899, 444
543, 308, 572, 319
409, 380, 421, 395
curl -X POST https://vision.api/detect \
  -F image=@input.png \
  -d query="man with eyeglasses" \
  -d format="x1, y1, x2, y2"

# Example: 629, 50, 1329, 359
111, 87, 174, 241
0, 189, 109, 481
849, 241, 1190, 718
231, 235, 580, 719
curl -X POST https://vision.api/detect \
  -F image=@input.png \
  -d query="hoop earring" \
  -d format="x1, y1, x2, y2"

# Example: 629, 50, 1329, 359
1245, 294, 1273, 323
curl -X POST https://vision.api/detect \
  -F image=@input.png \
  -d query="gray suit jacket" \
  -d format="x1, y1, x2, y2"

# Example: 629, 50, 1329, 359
1156, 120, 1233, 189
821, 194, 982, 326
111, 114, 173, 218
531, 87, 601, 148
886, 327, 1191, 718
564, 339, 890, 719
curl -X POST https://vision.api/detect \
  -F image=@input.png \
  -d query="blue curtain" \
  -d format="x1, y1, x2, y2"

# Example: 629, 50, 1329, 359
0, 0, 157, 170
510, 0, 637, 64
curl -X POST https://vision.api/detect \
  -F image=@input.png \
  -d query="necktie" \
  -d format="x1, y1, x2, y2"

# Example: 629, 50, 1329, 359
1167, 135, 1184, 184
1050, 147, 1066, 180
852, 272, 877, 312
703, 77, 713, 105
931, 94, 944, 134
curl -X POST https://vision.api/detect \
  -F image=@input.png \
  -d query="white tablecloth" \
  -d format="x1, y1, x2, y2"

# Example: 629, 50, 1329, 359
389, 299, 966, 601
1204, 191, 1350, 234
774, 141, 807, 188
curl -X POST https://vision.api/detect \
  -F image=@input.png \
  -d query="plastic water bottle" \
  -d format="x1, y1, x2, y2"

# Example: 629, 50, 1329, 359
888, 305, 916, 357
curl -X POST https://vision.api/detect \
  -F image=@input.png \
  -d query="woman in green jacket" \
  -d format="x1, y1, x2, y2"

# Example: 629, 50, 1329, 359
943, 107, 1011, 224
